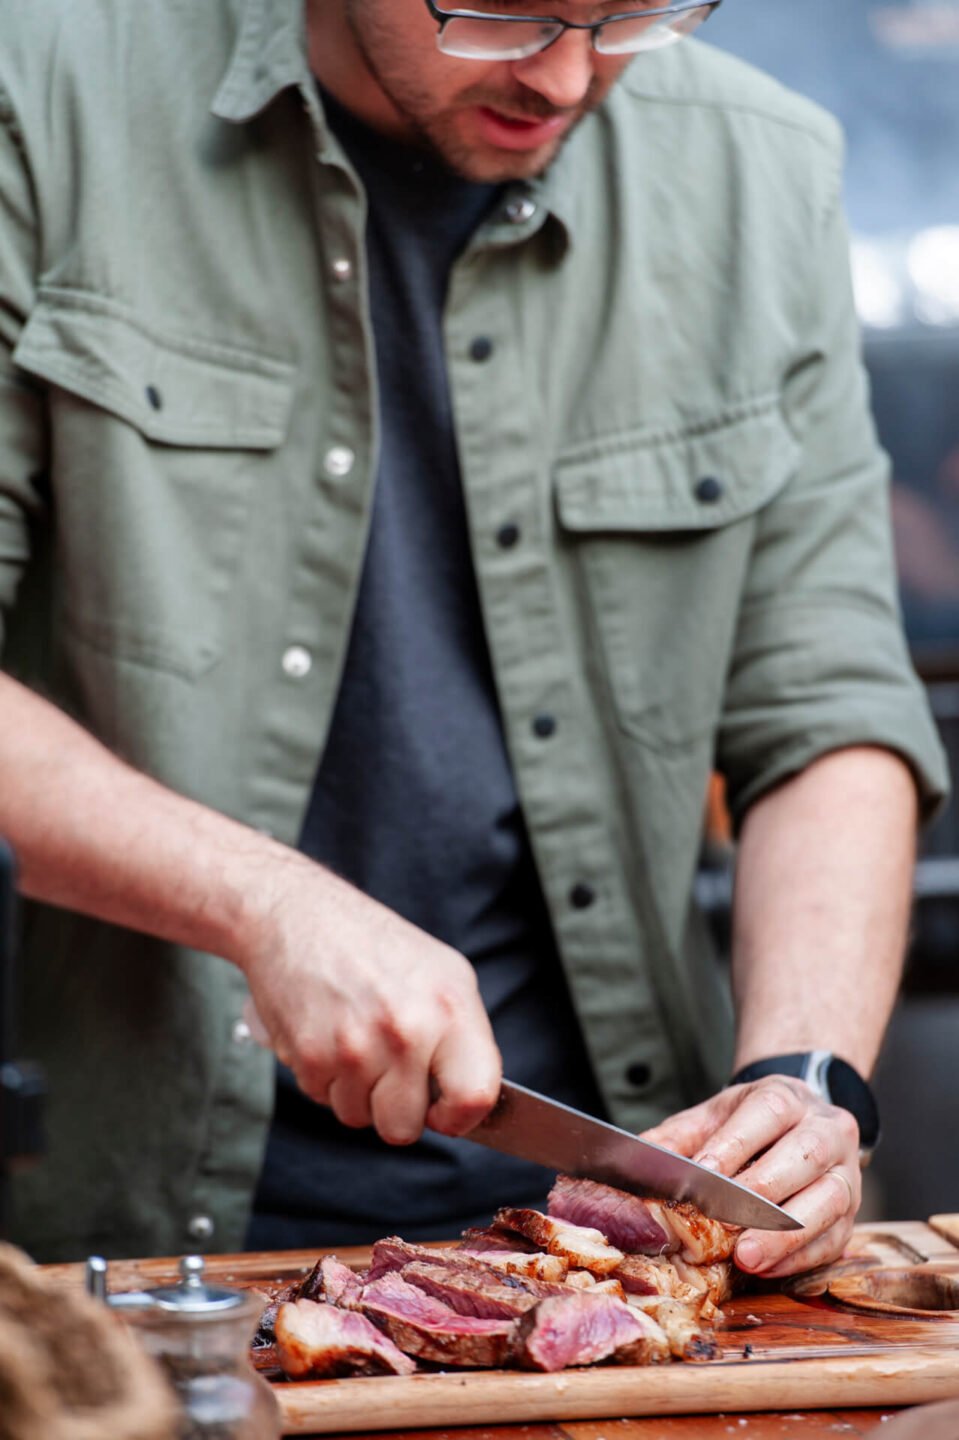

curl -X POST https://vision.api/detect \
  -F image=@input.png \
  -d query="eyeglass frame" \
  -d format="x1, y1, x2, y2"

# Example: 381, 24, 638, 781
422, 0, 723, 57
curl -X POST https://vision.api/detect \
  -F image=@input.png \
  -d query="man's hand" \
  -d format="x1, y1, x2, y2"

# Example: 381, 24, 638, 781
642, 1075, 861, 1278
236, 853, 502, 1147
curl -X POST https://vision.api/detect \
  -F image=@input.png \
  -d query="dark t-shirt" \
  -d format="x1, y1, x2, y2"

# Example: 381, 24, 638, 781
246, 95, 604, 1248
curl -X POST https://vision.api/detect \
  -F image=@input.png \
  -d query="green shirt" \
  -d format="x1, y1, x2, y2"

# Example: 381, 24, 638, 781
0, 0, 947, 1261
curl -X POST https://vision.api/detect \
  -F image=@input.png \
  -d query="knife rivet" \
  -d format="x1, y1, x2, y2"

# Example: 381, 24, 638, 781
626, 1061, 652, 1088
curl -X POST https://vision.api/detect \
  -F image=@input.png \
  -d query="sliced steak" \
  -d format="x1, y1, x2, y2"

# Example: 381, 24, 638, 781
492, 1208, 624, 1275
612, 1254, 700, 1300
252, 1279, 301, 1346
275, 1298, 417, 1378
671, 1257, 736, 1309
548, 1176, 673, 1255
548, 1175, 736, 1263
399, 1261, 542, 1320
299, 1256, 364, 1308
361, 1272, 515, 1368
564, 1271, 626, 1300
459, 1230, 569, 1283
650, 1200, 737, 1264
511, 1292, 670, 1371
368, 1237, 458, 1281
624, 1295, 718, 1361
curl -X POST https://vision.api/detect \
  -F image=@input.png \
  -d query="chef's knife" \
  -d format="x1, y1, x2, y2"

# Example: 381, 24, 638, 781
465, 1079, 802, 1232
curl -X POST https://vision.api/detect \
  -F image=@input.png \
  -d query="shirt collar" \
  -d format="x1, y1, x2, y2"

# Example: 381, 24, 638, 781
211, 0, 310, 123
211, 0, 582, 245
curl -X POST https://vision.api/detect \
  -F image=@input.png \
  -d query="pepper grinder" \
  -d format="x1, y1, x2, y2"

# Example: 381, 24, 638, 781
88, 1254, 282, 1440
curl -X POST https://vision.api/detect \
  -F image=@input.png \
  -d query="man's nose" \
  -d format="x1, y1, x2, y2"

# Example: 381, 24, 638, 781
511, 29, 596, 109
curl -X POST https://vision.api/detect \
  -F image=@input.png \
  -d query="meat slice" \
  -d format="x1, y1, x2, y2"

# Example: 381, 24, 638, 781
399, 1261, 542, 1320
299, 1256, 363, 1308
671, 1257, 736, 1310
368, 1237, 460, 1280
648, 1200, 737, 1265
458, 1229, 570, 1283
492, 1208, 624, 1275
548, 1176, 673, 1254
275, 1298, 417, 1378
564, 1271, 626, 1300
511, 1292, 670, 1371
361, 1272, 516, 1368
612, 1254, 700, 1299
624, 1295, 718, 1361
548, 1175, 736, 1264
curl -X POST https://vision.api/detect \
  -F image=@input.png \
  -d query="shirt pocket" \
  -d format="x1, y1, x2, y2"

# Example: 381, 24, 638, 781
554, 399, 800, 753
13, 288, 295, 679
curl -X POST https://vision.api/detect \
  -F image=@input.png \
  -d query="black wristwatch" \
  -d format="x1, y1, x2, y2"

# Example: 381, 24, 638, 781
729, 1051, 881, 1164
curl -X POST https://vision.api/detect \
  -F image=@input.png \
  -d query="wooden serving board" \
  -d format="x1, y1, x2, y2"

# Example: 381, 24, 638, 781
42, 1220, 959, 1436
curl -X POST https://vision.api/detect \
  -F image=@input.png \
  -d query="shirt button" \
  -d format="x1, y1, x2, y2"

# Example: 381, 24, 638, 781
186, 1214, 215, 1243
532, 713, 557, 739
569, 881, 596, 910
694, 475, 724, 504
282, 645, 312, 679
232, 1018, 253, 1046
626, 1061, 652, 1088
331, 257, 353, 282
145, 385, 163, 411
504, 196, 536, 224
324, 445, 355, 478
496, 523, 521, 549
470, 336, 494, 362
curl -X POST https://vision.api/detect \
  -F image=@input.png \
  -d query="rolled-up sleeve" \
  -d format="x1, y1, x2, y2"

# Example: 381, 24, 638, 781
0, 86, 47, 656
717, 149, 949, 828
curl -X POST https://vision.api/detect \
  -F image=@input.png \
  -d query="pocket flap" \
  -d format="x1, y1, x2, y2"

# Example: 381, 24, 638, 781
554, 400, 800, 533
13, 287, 295, 449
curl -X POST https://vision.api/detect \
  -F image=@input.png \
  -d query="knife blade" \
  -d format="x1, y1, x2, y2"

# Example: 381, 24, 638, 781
465, 1080, 802, 1232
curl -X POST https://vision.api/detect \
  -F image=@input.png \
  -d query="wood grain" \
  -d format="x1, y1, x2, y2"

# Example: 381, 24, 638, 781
928, 1216, 959, 1251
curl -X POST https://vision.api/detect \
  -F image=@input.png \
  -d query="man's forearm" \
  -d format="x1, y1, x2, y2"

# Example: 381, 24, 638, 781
730, 746, 919, 1077
0, 670, 280, 958
0, 671, 502, 1141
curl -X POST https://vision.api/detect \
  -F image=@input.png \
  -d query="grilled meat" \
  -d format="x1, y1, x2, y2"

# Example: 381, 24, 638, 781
360, 1272, 516, 1368
492, 1207, 625, 1274
275, 1298, 417, 1378
511, 1291, 670, 1371
548, 1175, 736, 1264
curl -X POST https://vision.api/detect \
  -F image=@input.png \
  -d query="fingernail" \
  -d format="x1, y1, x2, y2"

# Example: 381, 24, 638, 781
695, 1152, 721, 1171
736, 1239, 764, 1271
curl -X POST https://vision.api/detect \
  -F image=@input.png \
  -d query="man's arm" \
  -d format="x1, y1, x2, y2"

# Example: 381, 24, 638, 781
0, 670, 501, 1144
645, 745, 917, 1277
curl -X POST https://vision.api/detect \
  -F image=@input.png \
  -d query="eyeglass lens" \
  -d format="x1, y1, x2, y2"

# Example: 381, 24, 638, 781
436, 3, 714, 61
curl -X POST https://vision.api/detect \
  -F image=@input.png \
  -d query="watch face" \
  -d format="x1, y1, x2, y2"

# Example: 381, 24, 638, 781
824, 1056, 881, 1150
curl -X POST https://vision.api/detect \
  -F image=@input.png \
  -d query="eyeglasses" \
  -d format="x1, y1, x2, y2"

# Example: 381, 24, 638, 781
423, 0, 721, 61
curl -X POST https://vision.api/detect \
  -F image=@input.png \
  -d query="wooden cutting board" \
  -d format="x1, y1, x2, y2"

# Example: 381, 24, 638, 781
42, 1219, 959, 1436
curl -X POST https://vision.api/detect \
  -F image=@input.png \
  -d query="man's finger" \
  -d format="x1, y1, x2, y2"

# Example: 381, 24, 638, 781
734, 1166, 859, 1275
690, 1079, 807, 1175
369, 1063, 432, 1147
425, 1021, 502, 1138
640, 1093, 738, 1157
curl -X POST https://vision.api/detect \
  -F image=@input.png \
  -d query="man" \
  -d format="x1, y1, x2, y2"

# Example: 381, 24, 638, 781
0, 0, 947, 1271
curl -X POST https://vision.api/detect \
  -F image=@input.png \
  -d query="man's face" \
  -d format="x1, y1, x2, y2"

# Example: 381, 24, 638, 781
309, 0, 637, 183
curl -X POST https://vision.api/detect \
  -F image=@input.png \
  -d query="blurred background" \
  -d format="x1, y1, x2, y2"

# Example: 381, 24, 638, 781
701, 0, 959, 1221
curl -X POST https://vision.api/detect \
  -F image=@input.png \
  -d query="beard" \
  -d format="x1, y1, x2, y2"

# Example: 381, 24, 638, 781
341, 0, 608, 182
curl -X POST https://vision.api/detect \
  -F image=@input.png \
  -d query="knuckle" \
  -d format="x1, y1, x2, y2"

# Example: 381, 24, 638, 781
757, 1080, 800, 1126
332, 1025, 369, 1073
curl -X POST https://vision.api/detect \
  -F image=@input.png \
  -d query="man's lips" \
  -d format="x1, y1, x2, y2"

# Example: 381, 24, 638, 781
473, 105, 572, 150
